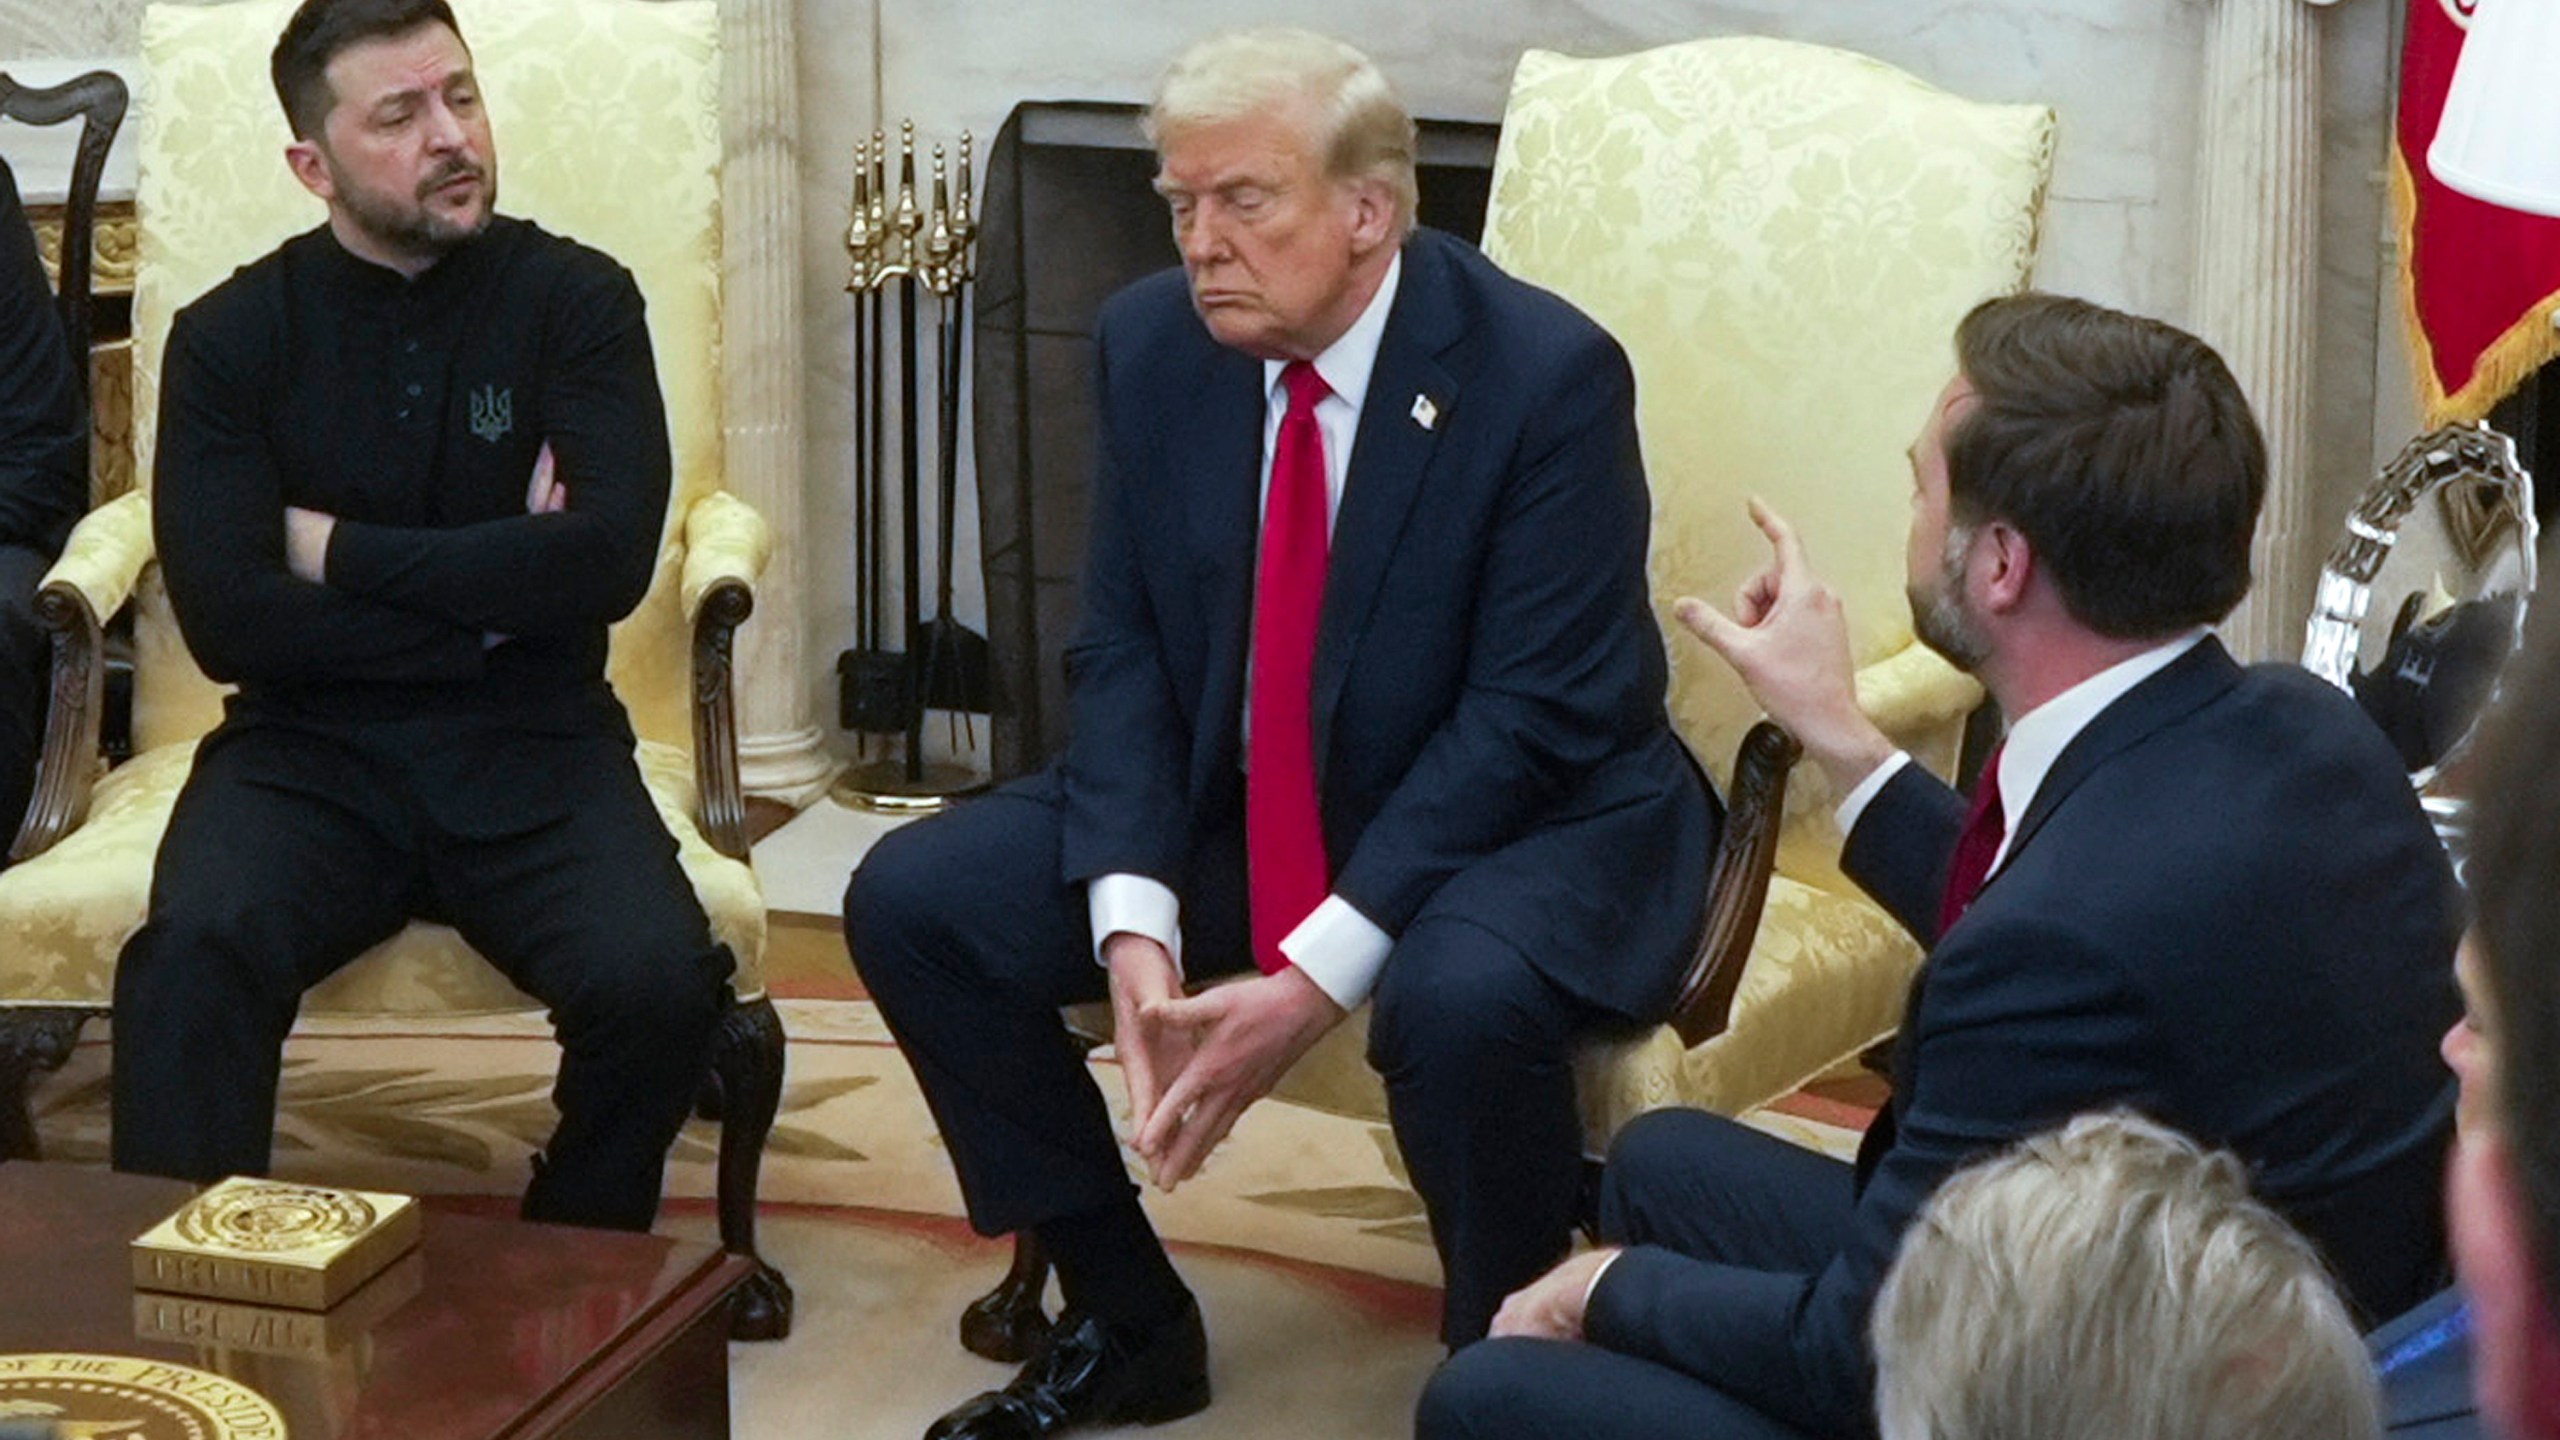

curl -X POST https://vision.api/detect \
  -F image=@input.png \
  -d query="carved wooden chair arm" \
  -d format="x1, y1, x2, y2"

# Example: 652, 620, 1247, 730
9, 581, 105, 863
691, 578, 754, 861
681, 491, 772, 863
9, 491, 152, 863
1666, 720, 1803, 1047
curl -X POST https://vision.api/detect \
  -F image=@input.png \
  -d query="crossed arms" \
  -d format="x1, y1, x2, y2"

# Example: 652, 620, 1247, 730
155, 267, 667, 687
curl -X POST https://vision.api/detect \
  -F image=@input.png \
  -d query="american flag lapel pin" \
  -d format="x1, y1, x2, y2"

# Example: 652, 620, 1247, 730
1411, 393, 1439, 431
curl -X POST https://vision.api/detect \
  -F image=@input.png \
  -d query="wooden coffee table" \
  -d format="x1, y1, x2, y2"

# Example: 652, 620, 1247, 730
0, 1163, 754, 1438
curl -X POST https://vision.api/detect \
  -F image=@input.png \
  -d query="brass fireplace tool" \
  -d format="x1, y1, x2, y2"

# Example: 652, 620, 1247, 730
835, 121, 990, 813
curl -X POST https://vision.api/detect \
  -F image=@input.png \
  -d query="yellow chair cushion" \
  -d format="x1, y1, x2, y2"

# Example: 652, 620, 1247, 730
1572, 877, 1921, 1138
0, 738, 766, 1015
40, 489, 149, 624
1466, 37, 2051, 1128
1481, 36, 2050, 850
1261, 877, 1917, 1149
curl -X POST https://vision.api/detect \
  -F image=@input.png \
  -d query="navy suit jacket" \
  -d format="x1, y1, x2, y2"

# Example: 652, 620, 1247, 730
1049, 227, 1715, 1018
1588, 637, 2460, 1437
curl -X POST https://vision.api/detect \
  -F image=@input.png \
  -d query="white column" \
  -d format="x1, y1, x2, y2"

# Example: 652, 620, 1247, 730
721, 0, 837, 807
2189, 0, 2334, 662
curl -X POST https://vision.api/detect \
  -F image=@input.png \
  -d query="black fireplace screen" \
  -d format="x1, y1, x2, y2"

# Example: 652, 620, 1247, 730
971, 100, 1500, 779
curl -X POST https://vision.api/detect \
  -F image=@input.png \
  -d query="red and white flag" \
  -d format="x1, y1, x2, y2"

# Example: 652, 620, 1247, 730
2395, 0, 2560, 422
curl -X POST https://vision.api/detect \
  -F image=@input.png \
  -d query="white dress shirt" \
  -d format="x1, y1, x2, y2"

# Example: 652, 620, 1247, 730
1832, 628, 2211, 874
1088, 255, 1406, 1010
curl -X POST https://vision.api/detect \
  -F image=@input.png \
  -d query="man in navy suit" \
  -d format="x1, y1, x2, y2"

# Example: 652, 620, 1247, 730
1419, 295, 2459, 1439
845, 27, 1714, 1440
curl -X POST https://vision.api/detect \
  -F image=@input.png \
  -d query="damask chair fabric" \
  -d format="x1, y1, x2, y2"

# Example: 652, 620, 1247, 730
0, 0, 789, 1331
1485, 38, 2054, 1125
1258, 39, 2055, 1136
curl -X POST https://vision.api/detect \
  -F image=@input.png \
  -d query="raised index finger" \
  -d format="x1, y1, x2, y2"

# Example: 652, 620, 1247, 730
1746, 497, 1809, 577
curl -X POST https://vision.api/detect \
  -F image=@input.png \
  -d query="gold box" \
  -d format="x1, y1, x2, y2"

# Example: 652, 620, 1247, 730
132, 1176, 421, 1311
133, 1250, 425, 1358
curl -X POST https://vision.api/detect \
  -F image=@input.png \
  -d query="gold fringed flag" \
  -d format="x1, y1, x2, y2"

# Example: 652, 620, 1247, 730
2395, 0, 2560, 423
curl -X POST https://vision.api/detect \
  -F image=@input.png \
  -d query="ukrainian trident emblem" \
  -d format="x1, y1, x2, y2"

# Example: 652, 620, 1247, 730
469, 384, 513, 443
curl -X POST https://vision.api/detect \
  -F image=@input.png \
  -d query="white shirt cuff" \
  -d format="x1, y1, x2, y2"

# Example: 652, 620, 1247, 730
1833, 750, 1913, 836
1089, 872, 1184, 981
1280, 894, 1392, 1011
1582, 1248, 1624, 1315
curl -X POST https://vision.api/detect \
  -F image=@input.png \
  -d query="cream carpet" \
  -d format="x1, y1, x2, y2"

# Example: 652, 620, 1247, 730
29, 998, 1857, 1439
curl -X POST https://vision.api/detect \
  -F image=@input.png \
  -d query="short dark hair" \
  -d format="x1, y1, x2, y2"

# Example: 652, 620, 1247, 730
2462, 610, 2560, 1317
1944, 293, 2266, 639
271, 0, 464, 141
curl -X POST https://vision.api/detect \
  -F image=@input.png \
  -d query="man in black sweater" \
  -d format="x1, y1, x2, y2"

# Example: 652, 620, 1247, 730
109, 0, 730, 1231
0, 156, 89, 847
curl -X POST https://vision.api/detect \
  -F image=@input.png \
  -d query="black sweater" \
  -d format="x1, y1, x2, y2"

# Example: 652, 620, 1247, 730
153, 216, 669, 731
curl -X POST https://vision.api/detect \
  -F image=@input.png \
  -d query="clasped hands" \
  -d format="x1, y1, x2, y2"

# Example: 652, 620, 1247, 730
1104, 931, 1344, 1192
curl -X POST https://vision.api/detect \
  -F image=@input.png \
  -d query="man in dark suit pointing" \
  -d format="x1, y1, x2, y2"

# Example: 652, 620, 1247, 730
846, 26, 1714, 1440
1421, 295, 2459, 1440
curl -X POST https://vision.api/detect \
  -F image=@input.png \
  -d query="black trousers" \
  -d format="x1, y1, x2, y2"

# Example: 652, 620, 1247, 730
0, 541, 54, 847
844, 778, 1623, 1345
1417, 1109, 1853, 1440
110, 717, 732, 1231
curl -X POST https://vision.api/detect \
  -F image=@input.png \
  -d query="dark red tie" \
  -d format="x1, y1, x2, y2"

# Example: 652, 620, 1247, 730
1247, 361, 1332, 973
1937, 745, 2007, 935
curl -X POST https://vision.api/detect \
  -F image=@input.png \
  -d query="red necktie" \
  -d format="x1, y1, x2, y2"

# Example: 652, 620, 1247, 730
1937, 745, 2007, 935
1247, 361, 1332, 973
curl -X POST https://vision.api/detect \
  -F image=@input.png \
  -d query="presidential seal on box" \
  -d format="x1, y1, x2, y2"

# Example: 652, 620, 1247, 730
131, 1177, 420, 1311
0, 1352, 287, 1439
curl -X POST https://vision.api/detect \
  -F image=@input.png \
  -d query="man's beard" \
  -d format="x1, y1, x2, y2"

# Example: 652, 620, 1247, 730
333, 155, 495, 262
1909, 523, 1991, 671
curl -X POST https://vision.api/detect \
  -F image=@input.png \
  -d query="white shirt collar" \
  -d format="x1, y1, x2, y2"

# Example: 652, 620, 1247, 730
1987, 627, 2211, 872
1264, 251, 1401, 411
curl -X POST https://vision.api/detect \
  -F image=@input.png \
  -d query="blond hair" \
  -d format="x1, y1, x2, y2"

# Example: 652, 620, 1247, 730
1872, 1111, 2382, 1440
1144, 27, 1417, 236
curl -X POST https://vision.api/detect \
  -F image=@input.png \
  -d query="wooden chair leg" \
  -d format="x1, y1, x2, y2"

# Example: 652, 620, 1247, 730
961, 1230, 1054, 1362
0, 1007, 96, 1161
706, 993, 794, 1340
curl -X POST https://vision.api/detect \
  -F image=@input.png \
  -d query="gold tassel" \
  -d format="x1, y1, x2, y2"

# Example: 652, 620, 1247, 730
2390, 145, 2560, 427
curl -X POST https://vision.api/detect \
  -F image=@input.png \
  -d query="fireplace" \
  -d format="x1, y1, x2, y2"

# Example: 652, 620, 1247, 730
971, 100, 1501, 779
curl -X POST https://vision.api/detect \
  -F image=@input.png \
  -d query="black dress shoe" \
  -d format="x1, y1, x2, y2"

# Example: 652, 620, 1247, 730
924, 1299, 1211, 1439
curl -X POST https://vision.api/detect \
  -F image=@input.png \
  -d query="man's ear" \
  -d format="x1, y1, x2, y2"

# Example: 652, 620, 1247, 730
285, 139, 335, 203
1345, 177, 1397, 255
1976, 522, 2035, 613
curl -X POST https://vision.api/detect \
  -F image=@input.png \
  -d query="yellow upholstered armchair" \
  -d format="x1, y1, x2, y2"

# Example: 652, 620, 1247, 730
0, 0, 794, 1339
1484, 37, 2054, 1127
